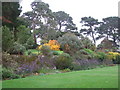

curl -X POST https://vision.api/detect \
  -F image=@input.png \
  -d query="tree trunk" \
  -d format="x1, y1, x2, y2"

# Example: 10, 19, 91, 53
33, 21, 37, 44
90, 26, 96, 45
58, 23, 62, 32
91, 31, 96, 45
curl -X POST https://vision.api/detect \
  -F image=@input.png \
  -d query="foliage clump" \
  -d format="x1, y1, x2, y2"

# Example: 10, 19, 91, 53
54, 53, 72, 70
38, 40, 60, 51
9, 42, 26, 55
58, 32, 84, 55
40, 45, 52, 56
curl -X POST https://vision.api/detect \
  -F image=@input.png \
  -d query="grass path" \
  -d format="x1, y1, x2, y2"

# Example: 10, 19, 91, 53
2, 66, 118, 88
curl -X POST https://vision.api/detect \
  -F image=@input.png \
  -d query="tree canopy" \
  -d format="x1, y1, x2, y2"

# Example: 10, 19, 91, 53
53, 11, 77, 32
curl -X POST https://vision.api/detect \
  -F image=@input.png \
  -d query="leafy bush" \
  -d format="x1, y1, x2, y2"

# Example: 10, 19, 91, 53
16, 25, 31, 44
38, 40, 60, 51
107, 52, 120, 64
107, 52, 120, 60
28, 50, 32, 55
2, 68, 20, 80
61, 68, 71, 73
58, 32, 84, 55
2, 26, 14, 52
25, 37, 37, 49
40, 45, 52, 56
2, 52, 18, 69
72, 59, 101, 70
114, 55, 120, 64
84, 49, 94, 54
81, 37, 96, 51
84, 48, 96, 58
52, 51, 59, 55
54, 53, 72, 70
95, 52, 107, 62
10, 42, 26, 55
16, 59, 40, 75
72, 50, 92, 60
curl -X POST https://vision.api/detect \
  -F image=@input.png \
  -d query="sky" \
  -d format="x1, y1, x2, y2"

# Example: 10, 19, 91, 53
20, 0, 119, 45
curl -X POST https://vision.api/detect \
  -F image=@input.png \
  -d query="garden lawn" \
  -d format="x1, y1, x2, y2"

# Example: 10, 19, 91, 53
2, 66, 118, 88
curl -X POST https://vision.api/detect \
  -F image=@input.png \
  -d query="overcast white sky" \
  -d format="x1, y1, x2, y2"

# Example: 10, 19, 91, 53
20, 0, 119, 27
20, 0, 119, 45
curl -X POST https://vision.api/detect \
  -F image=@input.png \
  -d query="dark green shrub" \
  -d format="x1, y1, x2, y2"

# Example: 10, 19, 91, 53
113, 55, 120, 64
2, 68, 20, 80
96, 52, 107, 62
28, 50, 32, 55
2, 52, 18, 69
72, 50, 92, 60
2, 26, 14, 52
81, 37, 96, 51
61, 68, 71, 72
10, 42, 26, 55
16, 25, 31, 45
54, 53, 72, 70
52, 51, 59, 55
25, 37, 39, 49
40, 45, 52, 56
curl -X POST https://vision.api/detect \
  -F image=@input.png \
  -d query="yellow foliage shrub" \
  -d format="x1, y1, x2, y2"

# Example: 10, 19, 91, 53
37, 40, 60, 51
107, 52, 120, 60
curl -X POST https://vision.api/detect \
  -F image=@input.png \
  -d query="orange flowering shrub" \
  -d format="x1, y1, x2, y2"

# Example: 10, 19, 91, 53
38, 40, 60, 51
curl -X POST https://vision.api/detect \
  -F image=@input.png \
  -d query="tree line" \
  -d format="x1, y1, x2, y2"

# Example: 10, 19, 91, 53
1, 1, 120, 53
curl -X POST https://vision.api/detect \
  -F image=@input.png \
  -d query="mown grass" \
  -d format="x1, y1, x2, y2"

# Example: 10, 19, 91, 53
2, 66, 118, 88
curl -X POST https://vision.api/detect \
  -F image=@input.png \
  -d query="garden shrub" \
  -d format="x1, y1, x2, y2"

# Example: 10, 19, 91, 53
72, 59, 101, 70
54, 53, 72, 70
95, 52, 107, 62
2, 68, 21, 80
16, 25, 31, 45
27, 50, 32, 55
107, 52, 120, 64
2, 55, 39, 75
83, 48, 97, 58
2, 52, 18, 69
84, 49, 94, 54
16, 59, 41, 75
36, 55, 56, 70
61, 68, 71, 73
57, 32, 84, 55
81, 37, 96, 51
40, 45, 52, 56
2, 26, 14, 52
72, 50, 92, 60
9, 42, 26, 55
52, 51, 59, 55
37, 68, 56, 74
114, 55, 120, 64
25, 37, 37, 49
38, 40, 60, 51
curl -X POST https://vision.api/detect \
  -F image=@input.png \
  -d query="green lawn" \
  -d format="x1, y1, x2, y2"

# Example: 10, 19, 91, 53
2, 66, 118, 88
